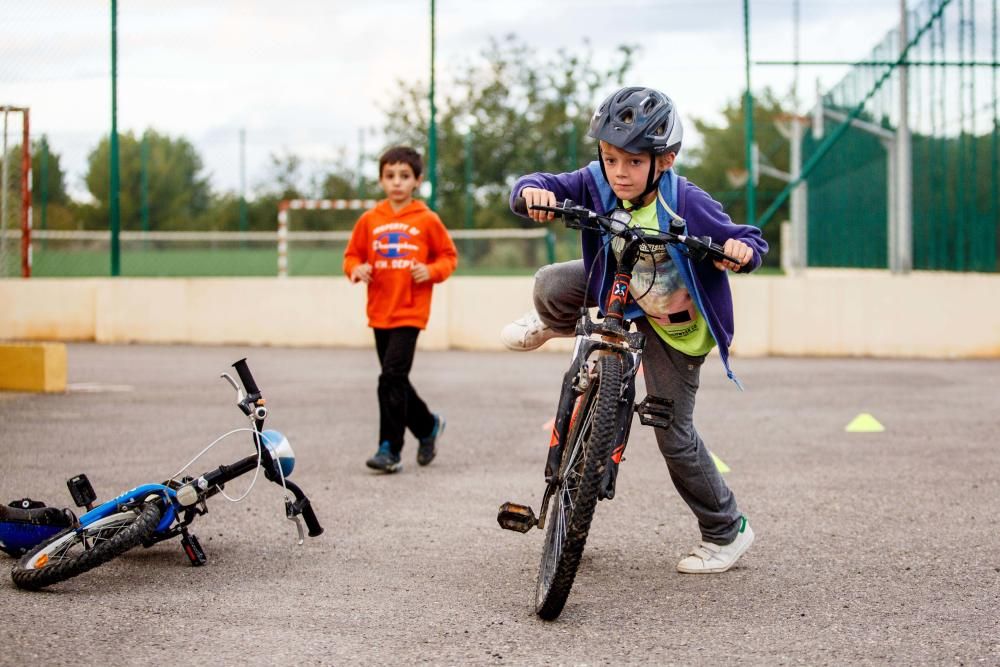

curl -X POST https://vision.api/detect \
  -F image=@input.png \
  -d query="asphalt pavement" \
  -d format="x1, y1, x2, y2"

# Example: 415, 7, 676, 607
1, 343, 998, 665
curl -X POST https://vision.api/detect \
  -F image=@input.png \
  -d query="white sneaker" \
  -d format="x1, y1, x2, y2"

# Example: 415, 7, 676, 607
500, 310, 560, 351
676, 516, 754, 574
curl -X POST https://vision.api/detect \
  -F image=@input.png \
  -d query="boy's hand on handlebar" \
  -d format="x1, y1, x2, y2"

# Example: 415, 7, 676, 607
520, 187, 558, 223
350, 263, 373, 284
410, 262, 431, 283
714, 239, 753, 272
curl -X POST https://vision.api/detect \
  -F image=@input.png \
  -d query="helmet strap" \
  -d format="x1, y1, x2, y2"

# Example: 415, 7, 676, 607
637, 158, 662, 205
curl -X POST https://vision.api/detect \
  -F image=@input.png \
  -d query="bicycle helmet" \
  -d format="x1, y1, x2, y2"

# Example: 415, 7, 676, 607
588, 87, 684, 206
588, 86, 683, 156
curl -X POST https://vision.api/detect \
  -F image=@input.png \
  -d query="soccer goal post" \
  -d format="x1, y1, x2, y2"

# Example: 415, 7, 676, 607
276, 198, 555, 278
1, 105, 31, 278
276, 199, 376, 277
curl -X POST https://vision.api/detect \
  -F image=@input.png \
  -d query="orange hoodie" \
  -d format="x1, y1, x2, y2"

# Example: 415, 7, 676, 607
343, 199, 458, 329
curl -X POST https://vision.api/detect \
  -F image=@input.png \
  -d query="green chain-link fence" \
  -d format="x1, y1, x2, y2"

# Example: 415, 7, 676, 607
807, 0, 998, 271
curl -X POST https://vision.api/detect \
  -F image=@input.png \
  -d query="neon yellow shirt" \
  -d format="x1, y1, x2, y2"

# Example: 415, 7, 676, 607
623, 200, 715, 357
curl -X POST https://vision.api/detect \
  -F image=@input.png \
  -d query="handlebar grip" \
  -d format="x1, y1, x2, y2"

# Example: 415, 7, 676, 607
300, 499, 324, 537
513, 196, 529, 216
232, 358, 261, 396
710, 241, 742, 266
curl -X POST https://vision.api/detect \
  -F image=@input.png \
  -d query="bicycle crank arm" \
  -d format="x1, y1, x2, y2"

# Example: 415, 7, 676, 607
497, 481, 556, 533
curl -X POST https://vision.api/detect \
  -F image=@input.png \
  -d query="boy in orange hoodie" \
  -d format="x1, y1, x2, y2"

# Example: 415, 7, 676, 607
344, 146, 458, 473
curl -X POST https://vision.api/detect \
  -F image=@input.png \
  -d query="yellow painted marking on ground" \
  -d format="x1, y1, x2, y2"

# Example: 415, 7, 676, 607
845, 412, 885, 433
711, 452, 731, 473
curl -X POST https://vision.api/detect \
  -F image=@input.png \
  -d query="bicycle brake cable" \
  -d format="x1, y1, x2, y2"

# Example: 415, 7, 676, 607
169, 427, 264, 503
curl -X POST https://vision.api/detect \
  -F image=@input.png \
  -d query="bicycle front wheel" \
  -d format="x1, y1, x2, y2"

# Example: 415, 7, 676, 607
11, 502, 162, 591
535, 353, 623, 620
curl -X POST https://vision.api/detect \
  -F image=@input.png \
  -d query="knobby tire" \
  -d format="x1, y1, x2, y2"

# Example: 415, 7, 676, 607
535, 353, 623, 620
11, 502, 162, 591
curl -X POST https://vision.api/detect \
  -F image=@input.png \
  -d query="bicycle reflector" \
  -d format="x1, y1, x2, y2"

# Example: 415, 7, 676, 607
497, 502, 537, 533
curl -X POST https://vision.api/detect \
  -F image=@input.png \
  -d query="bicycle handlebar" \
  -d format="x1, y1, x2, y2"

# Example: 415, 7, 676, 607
513, 196, 740, 266
221, 359, 324, 540
299, 498, 323, 537
232, 358, 260, 397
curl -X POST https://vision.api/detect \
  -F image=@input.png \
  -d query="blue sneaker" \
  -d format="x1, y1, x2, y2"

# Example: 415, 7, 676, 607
417, 415, 445, 466
366, 441, 401, 473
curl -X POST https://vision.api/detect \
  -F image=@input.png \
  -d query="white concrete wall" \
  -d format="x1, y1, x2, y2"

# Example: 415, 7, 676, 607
1, 271, 999, 358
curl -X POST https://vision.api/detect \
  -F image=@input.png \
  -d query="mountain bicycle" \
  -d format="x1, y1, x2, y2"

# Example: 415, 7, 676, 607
497, 197, 740, 620
10, 358, 323, 590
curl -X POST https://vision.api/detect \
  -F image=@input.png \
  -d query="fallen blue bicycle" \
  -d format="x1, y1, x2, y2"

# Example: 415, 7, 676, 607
8, 358, 323, 590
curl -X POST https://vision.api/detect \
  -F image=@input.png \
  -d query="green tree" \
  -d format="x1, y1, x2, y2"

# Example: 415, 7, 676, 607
2, 137, 74, 231
379, 35, 637, 233
81, 129, 211, 231
33, 137, 69, 206
683, 89, 791, 267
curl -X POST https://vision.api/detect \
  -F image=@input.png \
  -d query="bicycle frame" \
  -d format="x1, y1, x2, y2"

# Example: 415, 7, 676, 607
499, 199, 735, 533
537, 233, 651, 527
75, 485, 179, 536
498, 197, 746, 619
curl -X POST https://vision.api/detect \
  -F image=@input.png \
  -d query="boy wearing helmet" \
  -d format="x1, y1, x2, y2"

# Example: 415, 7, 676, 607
503, 86, 768, 573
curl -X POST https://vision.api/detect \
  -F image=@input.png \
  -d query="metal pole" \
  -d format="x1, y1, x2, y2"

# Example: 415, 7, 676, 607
743, 0, 756, 226
40, 134, 48, 250
567, 121, 578, 171
427, 0, 438, 211
141, 132, 150, 235
239, 128, 248, 237
20, 109, 31, 278
463, 130, 473, 259
992, 0, 998, 252
789, 117, 807, 269
110, 0, 121, 276
463, 131, 473, 230
357, 127, 366, 200
793, 0, 800, 108
897, 0, 912, 273
1, 110, 8, 270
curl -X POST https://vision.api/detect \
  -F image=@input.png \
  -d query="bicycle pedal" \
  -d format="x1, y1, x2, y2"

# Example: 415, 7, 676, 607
181, 531, 207, 566
635, 395, 674, 429
66, 473, 97, 511
497, 502, 537, 533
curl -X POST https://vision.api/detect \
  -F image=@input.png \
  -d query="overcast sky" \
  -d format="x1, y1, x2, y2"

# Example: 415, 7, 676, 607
1, 0, 906, 199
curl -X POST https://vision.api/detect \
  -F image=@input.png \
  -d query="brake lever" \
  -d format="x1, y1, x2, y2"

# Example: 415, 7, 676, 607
220, 372, 245, 403
285, 499, 305, 546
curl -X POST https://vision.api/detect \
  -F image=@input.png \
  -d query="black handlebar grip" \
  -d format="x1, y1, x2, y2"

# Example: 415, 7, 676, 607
232, 358, 261, 396
513, 196, 529, 216
300, 499, 324, 537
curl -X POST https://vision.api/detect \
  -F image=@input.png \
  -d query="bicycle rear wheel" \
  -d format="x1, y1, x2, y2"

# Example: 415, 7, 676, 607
11, 501, 162, 591
535, 353, 622, 620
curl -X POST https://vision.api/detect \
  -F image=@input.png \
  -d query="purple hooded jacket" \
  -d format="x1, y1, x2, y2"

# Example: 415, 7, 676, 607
509, 161, 768, 385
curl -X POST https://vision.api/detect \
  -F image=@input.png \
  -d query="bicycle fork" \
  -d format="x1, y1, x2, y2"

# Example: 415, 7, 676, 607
497, 345, 638, 534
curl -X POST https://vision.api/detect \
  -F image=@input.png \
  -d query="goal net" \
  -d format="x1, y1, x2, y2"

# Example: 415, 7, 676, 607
277, 199, 554, 277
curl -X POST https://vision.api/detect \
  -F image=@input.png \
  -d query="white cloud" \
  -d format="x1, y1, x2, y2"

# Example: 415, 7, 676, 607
1, 0, 908, 199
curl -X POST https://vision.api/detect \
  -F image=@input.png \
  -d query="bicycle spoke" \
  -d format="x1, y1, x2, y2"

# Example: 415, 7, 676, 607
31, 514, 137, 565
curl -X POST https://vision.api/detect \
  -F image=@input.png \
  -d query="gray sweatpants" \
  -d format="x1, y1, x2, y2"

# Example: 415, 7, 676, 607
533, 260, 743, 545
